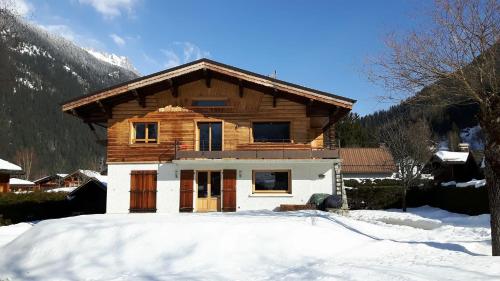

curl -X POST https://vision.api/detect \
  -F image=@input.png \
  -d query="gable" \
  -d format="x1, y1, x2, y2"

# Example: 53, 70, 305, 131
62, 59, 355, 125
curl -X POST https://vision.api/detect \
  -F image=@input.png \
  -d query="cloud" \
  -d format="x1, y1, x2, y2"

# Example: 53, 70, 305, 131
160, 49, 181, 68
78, 0, 138, 19
160, 42, 210, 68
0, 0, 34, 16
110, 33, 125, 46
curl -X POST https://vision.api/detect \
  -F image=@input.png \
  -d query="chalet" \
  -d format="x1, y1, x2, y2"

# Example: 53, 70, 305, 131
61, 170, 102, 188
0, 158, 23, 193
339, 147, 397, 180
426, 150, 483, 183
9, 178, 35, 192
62, 59, 355, 213
33, 174, 68, 191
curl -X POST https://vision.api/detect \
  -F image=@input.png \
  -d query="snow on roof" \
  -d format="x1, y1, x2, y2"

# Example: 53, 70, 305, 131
0, 158, 22, 172
441, 179, 486, 188
56, 173, 68, 178
78, 170, 101, 178
9, 178, 34, 185
435, 151, 469, 163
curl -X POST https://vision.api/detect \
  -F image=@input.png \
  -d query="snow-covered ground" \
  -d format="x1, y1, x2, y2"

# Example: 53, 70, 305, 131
0, 207, 496, 281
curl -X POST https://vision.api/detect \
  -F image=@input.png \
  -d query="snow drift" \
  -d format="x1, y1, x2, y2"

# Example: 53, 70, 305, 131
0, 208, 496, 280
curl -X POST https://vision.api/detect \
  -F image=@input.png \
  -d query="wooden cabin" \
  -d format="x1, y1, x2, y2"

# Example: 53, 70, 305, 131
426, 151, 483, 183
33, 174, 67, 191
61, 170, 101, 188
62, 59, 355, 213
9, 178, 35, 192
0, 158, 23, 193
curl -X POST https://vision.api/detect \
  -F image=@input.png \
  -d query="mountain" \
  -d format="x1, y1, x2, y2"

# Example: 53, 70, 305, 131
0, 12, 139, 179
84, 48, 140, 76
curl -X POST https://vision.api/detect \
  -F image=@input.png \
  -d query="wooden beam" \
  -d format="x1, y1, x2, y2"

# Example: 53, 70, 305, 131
131, 89, 146, 108
306, 99, 314, 117
238, 79, 244, 98
168, 79, 178, 98
86, 122, 95, 131
96, 100, 112, 119
204, 68, 211, 88
272, 89, 279, 108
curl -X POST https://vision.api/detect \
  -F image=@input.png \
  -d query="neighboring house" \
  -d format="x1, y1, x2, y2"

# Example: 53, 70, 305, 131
9, 178, 35, 192
33, 174, 68, 191
62, 170, 102, 188
426, 150, 483, 183
0, 158, 23, 193
339, 147, 397, 180
62, 59, 355, 213
67, 177, 107, 215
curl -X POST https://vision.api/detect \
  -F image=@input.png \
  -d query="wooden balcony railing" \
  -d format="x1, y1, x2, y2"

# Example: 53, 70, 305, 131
172, 140, 339, 160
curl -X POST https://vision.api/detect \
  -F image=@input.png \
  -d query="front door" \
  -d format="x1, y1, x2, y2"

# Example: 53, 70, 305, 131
196, 171, 221, 212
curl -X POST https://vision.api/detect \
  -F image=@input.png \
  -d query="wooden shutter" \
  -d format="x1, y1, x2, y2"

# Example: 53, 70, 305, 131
130, 170, 157, 212
222, 169, 237, 212
179, 170, 194, 212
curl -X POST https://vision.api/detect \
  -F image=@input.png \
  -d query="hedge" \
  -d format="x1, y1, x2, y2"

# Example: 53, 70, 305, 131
345, 183, 489, 215
0, 192, 72, 225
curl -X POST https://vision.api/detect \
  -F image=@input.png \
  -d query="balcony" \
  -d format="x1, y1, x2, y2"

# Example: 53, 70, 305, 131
173, 140, 339, 160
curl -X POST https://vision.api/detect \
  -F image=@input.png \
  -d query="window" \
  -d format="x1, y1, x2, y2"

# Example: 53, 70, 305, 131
252, 122, 290, 142
253, 170, 291, 193
192, 100, 227, 107
132, 122, 158, 144
198, 122, 222, 151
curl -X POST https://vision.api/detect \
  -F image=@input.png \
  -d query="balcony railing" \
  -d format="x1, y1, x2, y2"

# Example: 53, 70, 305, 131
173, 139, 339, 160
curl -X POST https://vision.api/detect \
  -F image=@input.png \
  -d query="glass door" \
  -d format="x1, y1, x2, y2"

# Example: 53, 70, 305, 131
196, 171, 221, 212
198, 122, 222, 151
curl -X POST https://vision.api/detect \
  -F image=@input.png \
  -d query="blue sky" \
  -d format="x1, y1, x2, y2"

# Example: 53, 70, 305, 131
12, 0, 424, 115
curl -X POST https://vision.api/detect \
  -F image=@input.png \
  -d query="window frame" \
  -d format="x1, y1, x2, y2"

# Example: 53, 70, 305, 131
130, 122, 159, 144
252, 170, 292, 194
251, 121, 292, 143
190, 97, 230, 108
195, 120, 224, 151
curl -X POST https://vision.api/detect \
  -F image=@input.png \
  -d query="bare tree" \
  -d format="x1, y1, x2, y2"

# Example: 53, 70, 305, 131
379, 119, 434, 212
368, 0, 500, 255
14, 147, 37, 180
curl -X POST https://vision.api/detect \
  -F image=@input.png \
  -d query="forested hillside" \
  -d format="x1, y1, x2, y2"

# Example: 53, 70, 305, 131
337, 102, 483, 151
0, 12, 139, 179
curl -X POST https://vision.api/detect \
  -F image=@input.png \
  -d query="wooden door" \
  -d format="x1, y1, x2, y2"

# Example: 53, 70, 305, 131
130, 170, 157, 212
179, 170, 194, 212
222, 170, 237, 212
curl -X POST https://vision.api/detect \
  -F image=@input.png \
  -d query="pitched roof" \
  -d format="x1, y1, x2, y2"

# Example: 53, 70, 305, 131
339, 147, 397, 174
62, 59, 355, 118
435, 151, 470, 164
0, 158, 22, 174
9, 178, 35, 185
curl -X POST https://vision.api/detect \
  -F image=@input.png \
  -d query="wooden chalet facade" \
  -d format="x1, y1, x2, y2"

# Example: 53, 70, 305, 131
62, 59, 355, 213
0, 159, 23, 193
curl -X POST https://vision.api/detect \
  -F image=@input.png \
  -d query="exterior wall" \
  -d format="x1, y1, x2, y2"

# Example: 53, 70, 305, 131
107, 79, 329, 163
0, 173, 9, 193
107, 160, 337, 213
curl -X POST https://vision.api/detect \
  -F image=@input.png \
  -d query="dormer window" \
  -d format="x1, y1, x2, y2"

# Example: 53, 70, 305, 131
191, 100, 227, 107
131, 122, 158, 144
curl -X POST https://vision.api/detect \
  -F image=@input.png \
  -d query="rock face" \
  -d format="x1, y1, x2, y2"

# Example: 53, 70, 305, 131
0, 11, 139, 177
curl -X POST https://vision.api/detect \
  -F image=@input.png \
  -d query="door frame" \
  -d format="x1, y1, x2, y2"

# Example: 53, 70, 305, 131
195, 170, 222, 212
194, 120, 224, 151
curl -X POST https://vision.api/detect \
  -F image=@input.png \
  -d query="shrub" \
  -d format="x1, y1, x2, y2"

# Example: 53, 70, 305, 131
0, 192, 71, 225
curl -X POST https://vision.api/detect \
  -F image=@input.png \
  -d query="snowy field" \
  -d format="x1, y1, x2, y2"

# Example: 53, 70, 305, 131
0, 207, 497, 281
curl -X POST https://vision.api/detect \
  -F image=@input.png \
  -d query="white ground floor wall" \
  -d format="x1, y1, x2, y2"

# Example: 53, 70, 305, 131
107, 159, 339, 213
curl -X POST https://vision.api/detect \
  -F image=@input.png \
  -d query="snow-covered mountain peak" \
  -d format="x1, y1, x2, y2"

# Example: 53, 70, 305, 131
84, 48, 140, 76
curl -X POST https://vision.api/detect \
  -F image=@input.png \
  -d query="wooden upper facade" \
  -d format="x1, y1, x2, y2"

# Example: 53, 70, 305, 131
62, 59, 355, 163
